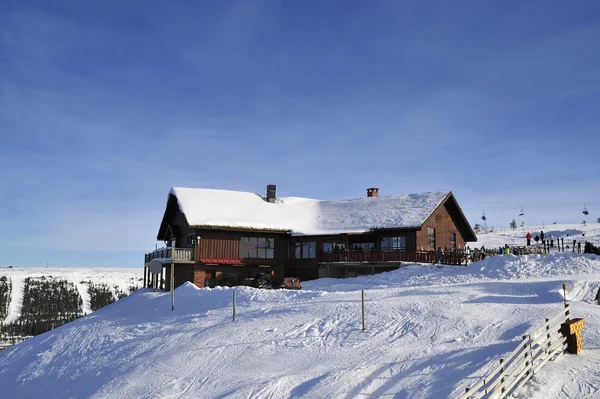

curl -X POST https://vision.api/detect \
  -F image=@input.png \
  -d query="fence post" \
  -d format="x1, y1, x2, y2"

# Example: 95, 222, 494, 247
545, 318, 551, 352
500, 358, 505, 393
361, 290, 366, 330
233, 289, 236, 321
528, 334, 534, 376
522, 335, 530, 377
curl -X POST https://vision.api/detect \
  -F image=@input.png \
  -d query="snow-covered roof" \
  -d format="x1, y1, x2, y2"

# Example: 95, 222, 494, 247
169, 187, 450, 235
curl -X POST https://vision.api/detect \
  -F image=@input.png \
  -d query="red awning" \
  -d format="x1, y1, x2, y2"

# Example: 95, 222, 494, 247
199, 258, 244, 265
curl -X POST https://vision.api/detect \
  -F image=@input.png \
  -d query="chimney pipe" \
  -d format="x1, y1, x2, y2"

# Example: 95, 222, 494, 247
267, 184, 277, 203
366, 187, 379, 198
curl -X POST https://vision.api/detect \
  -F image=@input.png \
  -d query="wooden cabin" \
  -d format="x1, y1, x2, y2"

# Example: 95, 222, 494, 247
144, 185, 477, 289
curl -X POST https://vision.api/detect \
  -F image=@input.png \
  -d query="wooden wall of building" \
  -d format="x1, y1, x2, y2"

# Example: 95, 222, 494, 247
195, 229, 287, 267
416, 202, 465, 251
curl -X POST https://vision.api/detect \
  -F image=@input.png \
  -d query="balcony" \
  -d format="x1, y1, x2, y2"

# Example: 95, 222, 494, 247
144, 247, 195, 264
319, 250, 467, 266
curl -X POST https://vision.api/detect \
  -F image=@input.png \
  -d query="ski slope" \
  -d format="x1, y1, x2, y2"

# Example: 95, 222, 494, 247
468, 222, 600, 250
1, 251, 599, 399
0, 268, 141, 323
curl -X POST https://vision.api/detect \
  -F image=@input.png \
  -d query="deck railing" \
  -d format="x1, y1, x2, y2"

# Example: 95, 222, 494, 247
319, 250, 467, 266
144, 247, 195, 264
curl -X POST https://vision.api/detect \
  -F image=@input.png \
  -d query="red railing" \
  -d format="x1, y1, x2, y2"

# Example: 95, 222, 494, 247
319, 250, 467, 266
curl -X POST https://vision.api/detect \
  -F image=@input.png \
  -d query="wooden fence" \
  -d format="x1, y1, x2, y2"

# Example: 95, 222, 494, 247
458, 305, 571, 399
319, 250, 467, 266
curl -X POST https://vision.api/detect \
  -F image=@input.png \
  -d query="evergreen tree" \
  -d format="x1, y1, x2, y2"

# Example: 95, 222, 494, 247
473, 223, 481, 233
510, 219, 517, 230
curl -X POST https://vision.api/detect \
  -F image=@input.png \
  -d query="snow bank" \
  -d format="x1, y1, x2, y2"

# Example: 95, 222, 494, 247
304, 253, 600, 292
2, 255, 600, 398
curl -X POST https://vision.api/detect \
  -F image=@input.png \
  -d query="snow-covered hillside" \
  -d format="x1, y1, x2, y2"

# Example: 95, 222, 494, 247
468, 222, 600, 250
1, 267, 141, 323
1, 251, 599, 398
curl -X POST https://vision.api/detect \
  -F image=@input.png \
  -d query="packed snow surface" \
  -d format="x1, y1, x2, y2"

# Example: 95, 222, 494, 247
1, 251, 600, 398
171, 187, 449, 234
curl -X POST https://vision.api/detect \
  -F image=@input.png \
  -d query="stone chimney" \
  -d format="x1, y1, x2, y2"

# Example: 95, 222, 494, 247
266, 184, 277, 203
366, 187, 379, 198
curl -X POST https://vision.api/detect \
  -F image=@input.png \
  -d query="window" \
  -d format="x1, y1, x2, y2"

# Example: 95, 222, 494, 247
240, 237, 274, 259
381, 237, 406, 251
351, 242, 375, 251
449, 232, 456, 249
323, 242, 346, 253
427, 227, 436, 250
185, 234, 195, 247
291, 241, 316, 259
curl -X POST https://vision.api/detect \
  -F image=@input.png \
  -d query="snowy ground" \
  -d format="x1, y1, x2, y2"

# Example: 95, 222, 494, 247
468, 222, 600, 250
1, 267, 141, 322
1, 250, 599, 398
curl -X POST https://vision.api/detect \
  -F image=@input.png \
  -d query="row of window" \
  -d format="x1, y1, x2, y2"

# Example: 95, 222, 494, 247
427, 228, 457, 250
240, 237, 275, 259
239, 232, 456, 258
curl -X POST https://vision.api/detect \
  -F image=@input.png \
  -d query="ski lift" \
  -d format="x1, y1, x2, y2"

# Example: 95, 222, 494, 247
583, 205, 589, 215
518, 206, 524, 217
481, 209, 486, 221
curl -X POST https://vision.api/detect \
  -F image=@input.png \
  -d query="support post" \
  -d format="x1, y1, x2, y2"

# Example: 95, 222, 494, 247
233, 289, 236, 321
499, 358, 505, 393
171, 261, 175, 311
361, 290, 366, 330
143, 266, 147, 288
563, 283, 567, 308
522, 335, 530, 376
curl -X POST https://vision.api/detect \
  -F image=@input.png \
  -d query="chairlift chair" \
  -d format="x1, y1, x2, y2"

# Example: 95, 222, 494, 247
583, 205, 589, 215
518, 206, 524, 217
481, 210, 486, 221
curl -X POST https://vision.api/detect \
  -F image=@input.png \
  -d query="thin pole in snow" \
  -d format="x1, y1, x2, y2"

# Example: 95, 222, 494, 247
361, 290, 366, 330
233, 289, 236, 321
562, 283, 567, 308
170, 261, 175, 311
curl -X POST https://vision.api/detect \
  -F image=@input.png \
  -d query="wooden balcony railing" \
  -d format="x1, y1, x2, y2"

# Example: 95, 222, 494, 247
319, 250, 467, 266
144, 247, 195, 264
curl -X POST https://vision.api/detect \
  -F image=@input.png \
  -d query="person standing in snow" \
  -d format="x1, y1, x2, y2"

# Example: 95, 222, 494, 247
540, 230, 545, 245
504, 244, 510, 255
526, 232, 532, 246
534, 234, 540, 244
436, 247, 443, 264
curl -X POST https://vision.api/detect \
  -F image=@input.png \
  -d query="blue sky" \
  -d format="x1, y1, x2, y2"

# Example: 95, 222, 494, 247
1, 1, 599, 267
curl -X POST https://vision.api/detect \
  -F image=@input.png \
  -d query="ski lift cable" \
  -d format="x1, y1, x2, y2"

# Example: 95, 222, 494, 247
463, 201, 600, 212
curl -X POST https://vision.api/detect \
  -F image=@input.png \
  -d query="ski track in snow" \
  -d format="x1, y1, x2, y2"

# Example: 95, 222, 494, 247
69, 272, 92, 315
5, 273, 24, 323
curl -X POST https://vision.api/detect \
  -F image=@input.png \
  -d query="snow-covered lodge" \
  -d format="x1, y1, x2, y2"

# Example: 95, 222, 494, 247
144, 185, 477, 289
